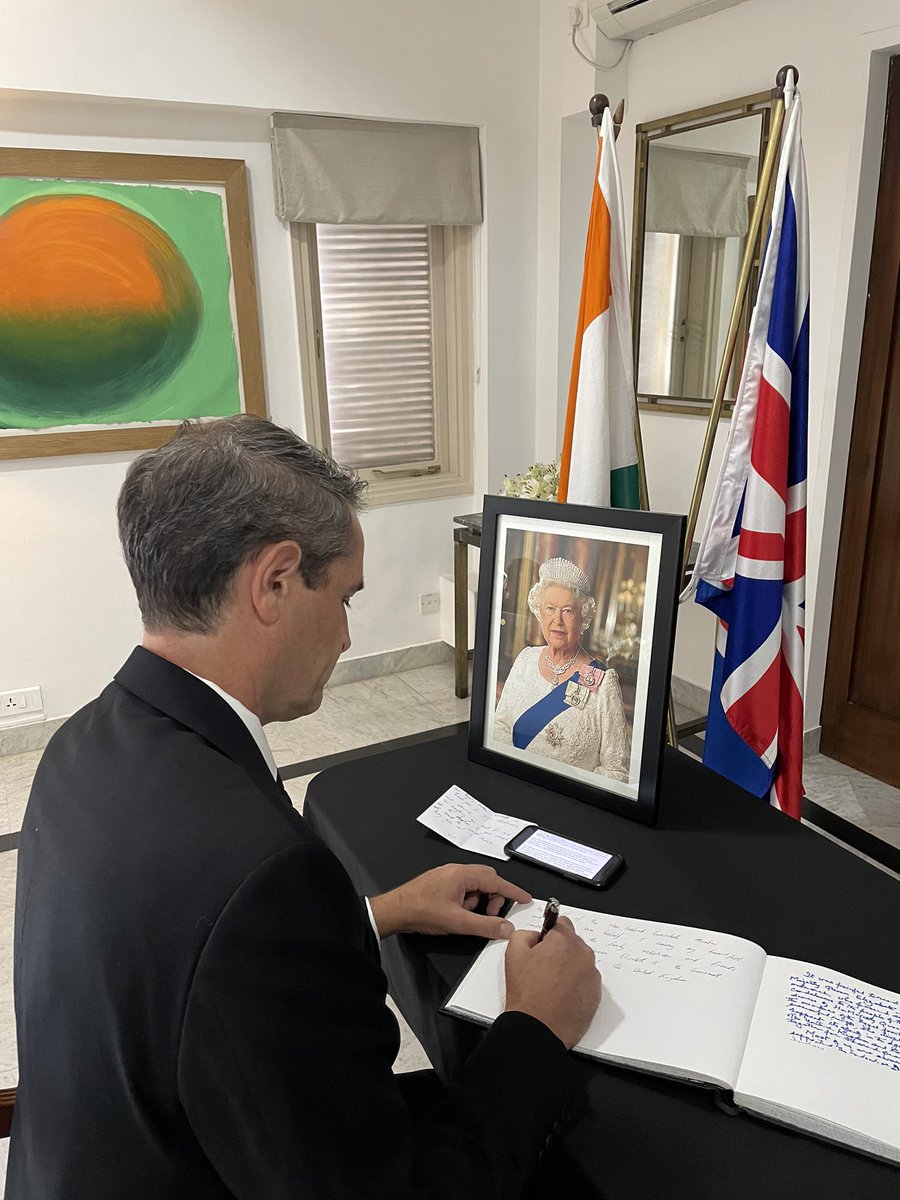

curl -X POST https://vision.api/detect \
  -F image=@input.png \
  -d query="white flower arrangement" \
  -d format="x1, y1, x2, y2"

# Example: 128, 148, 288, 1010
500, 460, 560, 501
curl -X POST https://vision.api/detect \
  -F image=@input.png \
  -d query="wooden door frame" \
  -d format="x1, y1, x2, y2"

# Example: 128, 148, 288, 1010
821, 55, 900, 778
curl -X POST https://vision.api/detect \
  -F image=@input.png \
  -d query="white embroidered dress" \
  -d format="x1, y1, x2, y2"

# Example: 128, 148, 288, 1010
492, 646, 630, 783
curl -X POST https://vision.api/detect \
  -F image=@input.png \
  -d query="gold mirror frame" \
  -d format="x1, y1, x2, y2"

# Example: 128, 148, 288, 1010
631, 91, 774, 418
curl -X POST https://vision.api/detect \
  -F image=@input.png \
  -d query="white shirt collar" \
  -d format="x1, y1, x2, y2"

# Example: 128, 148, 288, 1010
190, 673, 278, 781
190, 670, 376, 937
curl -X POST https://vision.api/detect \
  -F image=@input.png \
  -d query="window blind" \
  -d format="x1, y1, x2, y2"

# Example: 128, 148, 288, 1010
646, 146, 753, 238
316, 224, 437, 469
272, 113, 482, 225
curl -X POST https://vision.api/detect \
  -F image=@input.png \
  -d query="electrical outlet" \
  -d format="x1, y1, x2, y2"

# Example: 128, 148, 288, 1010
0, 686, 43, 717
418, 592, 440, 616
567, 3, 586, 30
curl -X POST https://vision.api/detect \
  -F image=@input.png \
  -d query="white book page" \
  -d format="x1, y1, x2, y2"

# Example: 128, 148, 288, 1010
416, 785, 534, 860
734, 956, 900, 1161
447, 900, 767, 1088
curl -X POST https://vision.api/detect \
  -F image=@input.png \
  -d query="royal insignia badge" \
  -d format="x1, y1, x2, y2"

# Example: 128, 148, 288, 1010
564, 681, 589, 709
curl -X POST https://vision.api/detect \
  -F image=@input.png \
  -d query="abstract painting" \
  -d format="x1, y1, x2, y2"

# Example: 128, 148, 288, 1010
0, 149, 265, 460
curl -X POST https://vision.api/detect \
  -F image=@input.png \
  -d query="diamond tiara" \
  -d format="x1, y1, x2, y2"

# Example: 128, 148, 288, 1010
538, 557, 591, 595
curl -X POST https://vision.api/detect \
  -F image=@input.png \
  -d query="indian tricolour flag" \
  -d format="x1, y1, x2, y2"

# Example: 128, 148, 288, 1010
558, 106, 639, 509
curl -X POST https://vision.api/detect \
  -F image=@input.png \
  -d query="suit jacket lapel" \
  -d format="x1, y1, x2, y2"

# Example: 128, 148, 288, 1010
114, 646, 291, 819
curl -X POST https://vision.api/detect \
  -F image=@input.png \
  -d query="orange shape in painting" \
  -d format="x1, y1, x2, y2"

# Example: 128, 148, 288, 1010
0, 193, 201, 405
0, 194, 173, 314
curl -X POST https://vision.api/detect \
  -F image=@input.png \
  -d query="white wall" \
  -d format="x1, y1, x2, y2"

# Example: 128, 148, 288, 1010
539, 0, 900, 717
0, 0, 542, 721
534, 1, 597, 460
622, 0, 900, 728
3, 0, 897, 731
533, 9, 719, 692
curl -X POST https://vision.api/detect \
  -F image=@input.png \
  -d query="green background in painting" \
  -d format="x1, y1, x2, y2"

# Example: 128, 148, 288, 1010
0, 178, 241, 430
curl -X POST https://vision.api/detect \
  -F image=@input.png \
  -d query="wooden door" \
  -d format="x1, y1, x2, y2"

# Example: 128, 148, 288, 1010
821, 56, 900, 786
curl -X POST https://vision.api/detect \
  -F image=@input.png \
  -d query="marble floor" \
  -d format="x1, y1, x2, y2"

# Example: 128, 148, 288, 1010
0, 659, 898, 1189
803, 753, 900, 852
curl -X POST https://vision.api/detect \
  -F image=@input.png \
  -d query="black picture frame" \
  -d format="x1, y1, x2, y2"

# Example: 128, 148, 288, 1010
467, 496, 685, 826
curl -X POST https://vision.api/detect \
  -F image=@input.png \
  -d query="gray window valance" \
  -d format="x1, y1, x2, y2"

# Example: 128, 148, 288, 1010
271, 113, 483, 225
646, 146, 753, 239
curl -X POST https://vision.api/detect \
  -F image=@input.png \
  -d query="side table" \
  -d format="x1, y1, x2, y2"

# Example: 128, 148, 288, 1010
451, 512, 482, 698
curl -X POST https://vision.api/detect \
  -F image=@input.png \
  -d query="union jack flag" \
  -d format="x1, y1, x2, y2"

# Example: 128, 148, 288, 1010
682, 79, 809, 819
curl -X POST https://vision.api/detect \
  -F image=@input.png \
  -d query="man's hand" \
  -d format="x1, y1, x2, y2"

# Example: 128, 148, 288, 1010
369, 864, 531, 940
504, 917, 602, 1049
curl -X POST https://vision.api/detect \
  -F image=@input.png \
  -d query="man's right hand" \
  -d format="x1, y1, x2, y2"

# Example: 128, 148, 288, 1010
503, 917, 601, 1049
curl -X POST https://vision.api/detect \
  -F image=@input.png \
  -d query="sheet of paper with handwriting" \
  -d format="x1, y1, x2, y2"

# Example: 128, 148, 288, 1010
417, 785, 534, 860
734, 955, 900, 1153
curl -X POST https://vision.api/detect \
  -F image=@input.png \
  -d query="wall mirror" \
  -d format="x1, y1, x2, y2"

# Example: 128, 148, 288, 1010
631, 91, 773, 416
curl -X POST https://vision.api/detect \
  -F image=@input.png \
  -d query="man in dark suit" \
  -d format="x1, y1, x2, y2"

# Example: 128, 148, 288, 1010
9, 415, 601, 1199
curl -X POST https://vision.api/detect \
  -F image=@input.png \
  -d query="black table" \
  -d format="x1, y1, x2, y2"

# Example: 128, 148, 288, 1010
305, 727, 900, 1198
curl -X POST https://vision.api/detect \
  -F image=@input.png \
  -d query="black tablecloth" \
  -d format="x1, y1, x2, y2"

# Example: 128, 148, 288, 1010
305, 727, 900, 1198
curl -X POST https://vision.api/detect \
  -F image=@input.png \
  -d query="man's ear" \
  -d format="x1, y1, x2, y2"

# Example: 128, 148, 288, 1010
248, 541, 303, 625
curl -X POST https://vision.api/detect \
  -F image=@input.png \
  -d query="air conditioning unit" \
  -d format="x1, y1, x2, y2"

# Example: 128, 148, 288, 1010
588, 0, 750, 41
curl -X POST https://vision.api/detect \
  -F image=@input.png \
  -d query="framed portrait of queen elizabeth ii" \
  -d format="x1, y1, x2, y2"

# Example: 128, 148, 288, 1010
468, 496, 685, 825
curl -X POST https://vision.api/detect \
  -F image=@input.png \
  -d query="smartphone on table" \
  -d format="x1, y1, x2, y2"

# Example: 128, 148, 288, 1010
504, 825, 624, 888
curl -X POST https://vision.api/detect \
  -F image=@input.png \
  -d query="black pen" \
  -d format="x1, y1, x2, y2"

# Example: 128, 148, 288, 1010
538, 897, 560, 942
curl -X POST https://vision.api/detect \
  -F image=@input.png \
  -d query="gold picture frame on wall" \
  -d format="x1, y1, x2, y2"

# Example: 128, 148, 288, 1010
631, 92, 773, 418
0, 148, 266, 461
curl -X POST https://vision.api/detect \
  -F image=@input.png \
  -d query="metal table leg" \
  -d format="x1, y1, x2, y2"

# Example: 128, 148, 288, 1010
453, 529, 469, 698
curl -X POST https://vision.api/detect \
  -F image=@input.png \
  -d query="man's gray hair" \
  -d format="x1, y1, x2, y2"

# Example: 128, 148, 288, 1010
118, 415, 366, 634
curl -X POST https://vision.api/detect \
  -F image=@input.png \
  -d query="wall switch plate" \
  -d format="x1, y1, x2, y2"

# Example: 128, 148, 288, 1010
0, 686, 43, 717
418, 591, 440, 616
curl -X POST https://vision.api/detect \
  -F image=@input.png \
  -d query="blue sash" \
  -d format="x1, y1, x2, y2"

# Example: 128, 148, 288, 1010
512, 660, 606, 750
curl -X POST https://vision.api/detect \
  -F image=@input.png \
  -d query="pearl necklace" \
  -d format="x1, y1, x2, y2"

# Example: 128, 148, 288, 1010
545, 647, 581, 687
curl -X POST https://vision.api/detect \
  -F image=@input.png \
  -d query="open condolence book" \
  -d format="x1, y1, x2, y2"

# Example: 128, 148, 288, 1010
444, 900, 900, 1165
